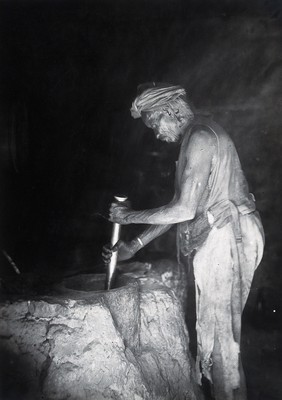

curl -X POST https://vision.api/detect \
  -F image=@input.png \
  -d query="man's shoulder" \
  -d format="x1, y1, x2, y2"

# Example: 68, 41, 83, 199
187, 125, 217, 148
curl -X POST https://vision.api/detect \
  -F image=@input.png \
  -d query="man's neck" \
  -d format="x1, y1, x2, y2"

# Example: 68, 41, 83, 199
178, 114, 195, 143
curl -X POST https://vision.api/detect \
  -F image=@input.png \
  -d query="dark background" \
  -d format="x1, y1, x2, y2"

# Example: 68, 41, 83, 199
0, 0, 281, 397
0, 0, 281, 278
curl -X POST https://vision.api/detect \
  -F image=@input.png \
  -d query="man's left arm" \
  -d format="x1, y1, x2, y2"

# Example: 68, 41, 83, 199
111, 130, 216, 225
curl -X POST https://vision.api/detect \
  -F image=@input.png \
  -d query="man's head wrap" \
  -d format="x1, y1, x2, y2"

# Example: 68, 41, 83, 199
130, 82, 187, 119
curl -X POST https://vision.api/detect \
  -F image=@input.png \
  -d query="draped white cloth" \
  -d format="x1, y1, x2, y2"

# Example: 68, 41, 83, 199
193, 212, 264, 399
130, 85, 186, 118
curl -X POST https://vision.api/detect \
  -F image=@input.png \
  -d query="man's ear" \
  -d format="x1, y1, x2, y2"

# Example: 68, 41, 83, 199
177, 114, 186, 127
177, 119, 183, 127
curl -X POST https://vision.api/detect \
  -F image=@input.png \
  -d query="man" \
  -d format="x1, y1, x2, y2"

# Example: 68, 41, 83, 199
103, 82, 264, 400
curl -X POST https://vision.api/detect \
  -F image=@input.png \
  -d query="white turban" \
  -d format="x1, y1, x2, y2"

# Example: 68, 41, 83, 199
130, 84, 186, 119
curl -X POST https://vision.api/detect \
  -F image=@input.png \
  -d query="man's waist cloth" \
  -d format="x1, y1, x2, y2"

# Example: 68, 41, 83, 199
178, 196, 256, 257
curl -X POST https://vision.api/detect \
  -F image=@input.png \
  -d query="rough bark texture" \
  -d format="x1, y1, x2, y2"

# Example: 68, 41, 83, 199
0, 261, 201, 400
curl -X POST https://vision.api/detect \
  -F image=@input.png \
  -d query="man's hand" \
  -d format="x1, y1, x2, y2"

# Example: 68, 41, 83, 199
102, 240, 140, 264
109, 202, 133, 225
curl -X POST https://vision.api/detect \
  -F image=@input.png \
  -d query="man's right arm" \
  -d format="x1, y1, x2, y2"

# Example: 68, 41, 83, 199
111, 130, 216, 225
103, 224, 172, 263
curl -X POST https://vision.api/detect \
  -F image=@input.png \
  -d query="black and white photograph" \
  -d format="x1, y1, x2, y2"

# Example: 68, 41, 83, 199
0, 0, 281, 399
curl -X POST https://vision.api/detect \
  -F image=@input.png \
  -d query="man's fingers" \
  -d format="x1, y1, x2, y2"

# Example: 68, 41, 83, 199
102, 244, 114, 263
102, 242, 120, 265
110, 203, 119, 212
102, 245, 112, 253
109, 204, 119, 221
102, 251, 112, 262
102, 243, 119, 255
110, 203, 127, 212
102, 249, 112, 255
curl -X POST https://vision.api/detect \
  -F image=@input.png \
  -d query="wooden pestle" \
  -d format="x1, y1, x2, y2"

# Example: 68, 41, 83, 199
106, 195, 128, 290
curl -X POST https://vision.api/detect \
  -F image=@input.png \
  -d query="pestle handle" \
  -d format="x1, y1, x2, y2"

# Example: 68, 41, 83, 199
106, 195, 128, 290
110, 196, 128, 246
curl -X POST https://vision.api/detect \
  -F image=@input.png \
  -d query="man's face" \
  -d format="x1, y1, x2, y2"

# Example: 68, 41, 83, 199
142, 108, 183, 143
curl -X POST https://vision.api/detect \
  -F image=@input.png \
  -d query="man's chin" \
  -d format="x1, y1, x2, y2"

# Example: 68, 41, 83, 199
166, 137, 178, 143
159, 136, 174, 143
158, 134, 178, 143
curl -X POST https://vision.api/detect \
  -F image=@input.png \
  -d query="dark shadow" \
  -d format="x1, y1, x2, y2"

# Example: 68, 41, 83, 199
0, 347, 38, 400
242, 282, 282, 400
